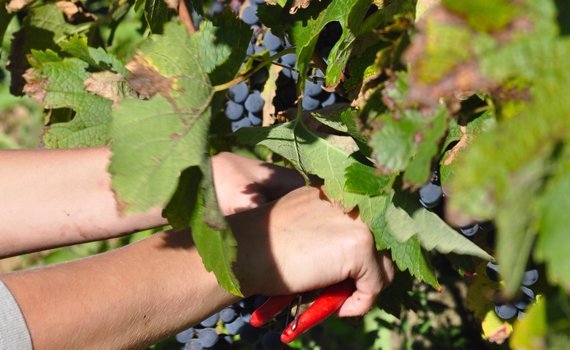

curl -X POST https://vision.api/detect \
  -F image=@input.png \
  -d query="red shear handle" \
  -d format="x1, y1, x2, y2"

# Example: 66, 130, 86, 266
250, 295, 295, 327
281, 279, 355, 343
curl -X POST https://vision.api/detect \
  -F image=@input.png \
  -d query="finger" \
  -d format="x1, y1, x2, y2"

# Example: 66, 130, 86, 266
337, 252, 383, 317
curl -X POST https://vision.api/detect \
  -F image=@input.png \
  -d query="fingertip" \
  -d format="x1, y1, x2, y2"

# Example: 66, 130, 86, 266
336, 290, 376, 317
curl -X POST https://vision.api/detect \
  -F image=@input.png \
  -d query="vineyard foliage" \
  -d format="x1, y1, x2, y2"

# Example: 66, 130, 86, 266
1, 0, 569, 347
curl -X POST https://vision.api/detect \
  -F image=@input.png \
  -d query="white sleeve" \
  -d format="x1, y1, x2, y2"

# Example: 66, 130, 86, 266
0, 280, 33, 350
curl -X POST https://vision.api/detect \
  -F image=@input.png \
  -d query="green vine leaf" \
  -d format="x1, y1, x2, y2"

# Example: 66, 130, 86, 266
24, 55, 114, 148
386, 191, 493, 260
110, 21, 244, 295
291, 0, 370, 88
236, 120, 441, 287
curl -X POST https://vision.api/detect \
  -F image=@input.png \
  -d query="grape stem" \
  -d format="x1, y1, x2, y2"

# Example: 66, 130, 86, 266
213, 47, 296, 92
178, 0, 196, 36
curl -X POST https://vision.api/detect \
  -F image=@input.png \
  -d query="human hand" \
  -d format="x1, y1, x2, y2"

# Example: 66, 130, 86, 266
212, 152, 305, 215
227, 186, 395, 317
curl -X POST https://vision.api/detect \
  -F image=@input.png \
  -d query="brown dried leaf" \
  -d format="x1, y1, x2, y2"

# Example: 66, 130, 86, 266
5, 0, 34, 13
84, 71, 126, 108
55, 1, 97, 24
403, 6, 493, 107
289, 0, 311, 14
22, 68, 48, 103
125, 54, 174, 99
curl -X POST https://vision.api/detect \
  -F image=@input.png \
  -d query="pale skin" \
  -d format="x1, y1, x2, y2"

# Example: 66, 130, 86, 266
0, 148, 394, 350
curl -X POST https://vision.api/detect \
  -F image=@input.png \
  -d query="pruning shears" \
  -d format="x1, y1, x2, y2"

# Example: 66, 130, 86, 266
250, 279, 355, 343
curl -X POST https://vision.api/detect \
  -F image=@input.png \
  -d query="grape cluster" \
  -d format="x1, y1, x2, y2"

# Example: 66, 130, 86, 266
176, 296, 288, 349
486, 262, 539, 320
223, 1, 271, 131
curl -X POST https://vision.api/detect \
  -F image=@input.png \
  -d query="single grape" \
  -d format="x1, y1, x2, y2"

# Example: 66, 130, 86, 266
228, 82, 249, 103
280, 53, 296, 67
281, 68, 298, 80
197, 328, 219, 348
240, 311, 252, 323
225, 101, 245, 121
418, 182, 442, 209
247, 42, 255, 56
209, 1, 224, 15
514, 287, 535, 310
220, 307, 238, 323
302, 95, 320, 111
459, 223, 480, 237
305, 79, 323, 97
263, 30, 283, 51
231, 117, 252, 132
522, 269, 539, 286
184, 339, 204, 350
242, 6, 259, 25
225, 316, 245, 335
486, 262, 500, 282
176, 327, 195, 343
495, 304, 517, 320
248, 111, 262, 125
245, 91, 265, 113
200, 313, 219, 328
320, 93, 336, 108
261, 330, 282, 350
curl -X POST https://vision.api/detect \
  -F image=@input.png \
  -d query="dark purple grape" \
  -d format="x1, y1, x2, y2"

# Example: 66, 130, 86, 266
225, 101, 245, 121
200, 313, 219, 328
460, 223, 480, 237
494, 304, 517, 320
176, 327, 195, 343
248, 111, 262, 125
304, 79, 323, 97
197, 328, 219, 348
225, 316, 245, 335
220, 307, 238, 323
242, 6, 259, 25
245, 91, 265, 113
486, 262, 500, 281
209, 1, 224, 15
184, 339, 204, 350
231, 117, 252, 132
228, 82, 249, 103
281, 68, 298, 80
280, 53, 296, 67
522, 269, 539, 286
263, 30, 283, 51
302, 95, 320, 111
418, 182, 442, 209
514, 287, 535, 310
240, 310, 252, 323
320, 93, 336, 108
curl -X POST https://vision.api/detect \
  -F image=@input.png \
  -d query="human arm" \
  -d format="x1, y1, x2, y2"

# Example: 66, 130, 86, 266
0, 186, 393, 350
0, 148, 304, 257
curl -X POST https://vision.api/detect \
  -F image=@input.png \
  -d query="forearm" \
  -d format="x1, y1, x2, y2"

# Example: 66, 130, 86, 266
1, 230, 238, 350
0, 147, 167, 257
